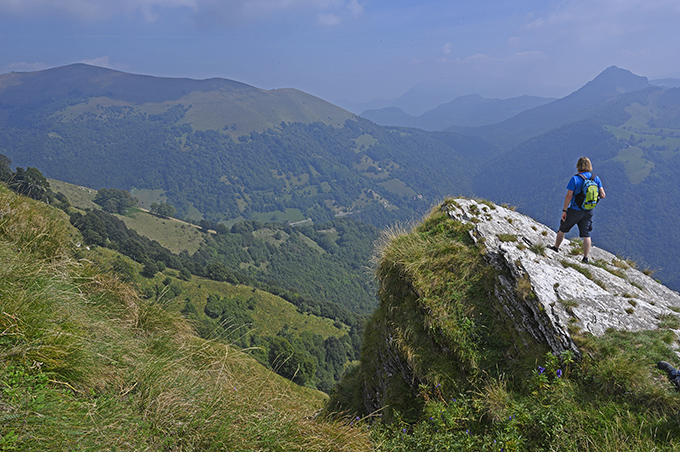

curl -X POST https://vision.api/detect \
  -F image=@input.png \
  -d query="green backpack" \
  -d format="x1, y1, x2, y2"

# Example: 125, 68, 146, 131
574, 173, 599, 210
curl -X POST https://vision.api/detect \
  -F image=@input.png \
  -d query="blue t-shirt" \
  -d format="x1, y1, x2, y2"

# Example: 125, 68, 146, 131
567, 172, 603, 211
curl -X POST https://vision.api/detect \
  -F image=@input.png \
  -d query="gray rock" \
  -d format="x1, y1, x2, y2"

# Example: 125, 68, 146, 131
442, 198, 680, 358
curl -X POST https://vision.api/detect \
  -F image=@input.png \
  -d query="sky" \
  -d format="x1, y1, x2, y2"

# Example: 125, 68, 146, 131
2, 0, 680, 114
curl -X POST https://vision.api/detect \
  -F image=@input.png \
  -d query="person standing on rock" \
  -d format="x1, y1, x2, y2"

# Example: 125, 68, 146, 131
549, 156, 606, 264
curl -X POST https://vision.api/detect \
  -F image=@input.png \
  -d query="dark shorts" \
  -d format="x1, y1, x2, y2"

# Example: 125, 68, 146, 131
559, 209, 594, 238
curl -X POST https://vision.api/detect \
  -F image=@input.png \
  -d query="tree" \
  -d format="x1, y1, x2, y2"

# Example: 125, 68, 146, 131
0, 153, 13, 182
10, 167, 50, 201
268, 336, 315, 386
94, 188, 138, 214
150, 202, 177, 218
141, 261, 159, 278
204, 293, 224, 319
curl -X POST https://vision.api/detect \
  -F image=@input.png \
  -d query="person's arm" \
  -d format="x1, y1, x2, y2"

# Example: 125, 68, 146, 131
561, 190, 573, 221
599, 187, 606, 199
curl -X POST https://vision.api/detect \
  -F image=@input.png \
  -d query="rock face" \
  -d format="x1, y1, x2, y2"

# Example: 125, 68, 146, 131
443, 198, 680, 358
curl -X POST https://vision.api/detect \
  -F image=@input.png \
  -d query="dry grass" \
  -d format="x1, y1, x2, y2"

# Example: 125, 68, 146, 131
0, 185, 371, 451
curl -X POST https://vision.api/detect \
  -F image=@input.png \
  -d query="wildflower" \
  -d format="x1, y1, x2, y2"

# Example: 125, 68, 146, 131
556, 369, 563, 378
538, 366, 545, 374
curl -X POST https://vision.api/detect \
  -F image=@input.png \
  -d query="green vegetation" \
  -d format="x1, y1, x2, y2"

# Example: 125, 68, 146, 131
0, 183, 371, 451
2, 108, 480, 228
93, 187, 138, 214
2, 164, 372, 391
62, 192, 370, 390
330, 201, 680, 451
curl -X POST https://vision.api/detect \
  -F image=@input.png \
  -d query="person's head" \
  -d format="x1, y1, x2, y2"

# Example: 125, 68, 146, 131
576, 156, 592, 172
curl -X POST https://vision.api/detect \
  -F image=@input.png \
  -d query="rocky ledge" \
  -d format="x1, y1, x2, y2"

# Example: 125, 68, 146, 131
443, 198, 680, 358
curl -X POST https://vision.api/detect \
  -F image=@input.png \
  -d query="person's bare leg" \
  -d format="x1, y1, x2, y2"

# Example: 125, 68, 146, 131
583, 237, 591, 260
554, 231, 565, 249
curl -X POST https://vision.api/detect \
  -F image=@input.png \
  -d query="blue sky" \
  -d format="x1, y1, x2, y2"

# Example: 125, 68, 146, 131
2, 0, 679, 112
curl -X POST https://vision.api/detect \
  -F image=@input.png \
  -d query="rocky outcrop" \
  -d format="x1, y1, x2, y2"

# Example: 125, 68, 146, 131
443, 198, 680, 358
351, 197, 680, 419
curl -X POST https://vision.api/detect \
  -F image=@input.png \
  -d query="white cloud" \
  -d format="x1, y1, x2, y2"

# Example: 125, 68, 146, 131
441, 42, 452, 55
346, 0, 363, 16
0, 0, 196, 22
522, 0, 680, 41
0, 0, 364, 23
318, 13, 341, 25
80, 56, 130, 71
4, 61, 50, 72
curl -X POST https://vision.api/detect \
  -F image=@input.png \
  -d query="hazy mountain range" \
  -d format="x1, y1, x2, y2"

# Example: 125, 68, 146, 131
360, 94, 555, 130
1, 63, 679, 291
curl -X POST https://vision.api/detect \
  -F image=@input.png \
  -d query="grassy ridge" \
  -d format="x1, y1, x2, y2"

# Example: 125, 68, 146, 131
0, 184, 370, 451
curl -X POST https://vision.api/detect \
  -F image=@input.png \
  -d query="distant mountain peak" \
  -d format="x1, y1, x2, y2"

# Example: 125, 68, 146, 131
576, 66, 649, 97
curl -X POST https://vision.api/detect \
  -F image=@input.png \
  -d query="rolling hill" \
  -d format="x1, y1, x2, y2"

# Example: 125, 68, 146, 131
0, 64, 489, 227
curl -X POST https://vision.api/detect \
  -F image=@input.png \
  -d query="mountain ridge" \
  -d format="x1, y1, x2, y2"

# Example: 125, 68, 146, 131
447, 66, 652, 149
0, 63, 355, 136
361, 94, 554, 130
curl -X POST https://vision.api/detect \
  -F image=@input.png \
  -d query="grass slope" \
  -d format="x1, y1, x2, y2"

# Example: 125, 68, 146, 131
50, 178, 207, 254
0, 184, 370, 451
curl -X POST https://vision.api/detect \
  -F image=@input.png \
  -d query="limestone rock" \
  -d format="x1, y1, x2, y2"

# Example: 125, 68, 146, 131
443, 198, 680, 358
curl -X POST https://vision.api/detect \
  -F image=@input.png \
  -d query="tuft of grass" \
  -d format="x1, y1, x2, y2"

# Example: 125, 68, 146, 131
515, 274, 535, 301
658, 313, 680, 330
497, 233, 517, 242
530, 243, 546, 256
592, 259, 625, 278
561, 260, 592, 279
569, 238, 583, 256
612, 258, 630, 270
559, 299, 579, 316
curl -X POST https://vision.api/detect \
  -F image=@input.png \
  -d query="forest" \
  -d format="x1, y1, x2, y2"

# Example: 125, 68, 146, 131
0, 104, 489, 227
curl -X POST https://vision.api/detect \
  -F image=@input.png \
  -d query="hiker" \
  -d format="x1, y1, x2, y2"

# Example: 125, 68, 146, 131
549, 157, 606, 263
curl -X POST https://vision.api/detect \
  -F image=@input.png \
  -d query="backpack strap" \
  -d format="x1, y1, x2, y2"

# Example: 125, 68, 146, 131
575, 172, 596, 180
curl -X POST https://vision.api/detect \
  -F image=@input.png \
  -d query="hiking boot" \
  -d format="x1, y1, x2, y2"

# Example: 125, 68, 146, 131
548, 245, 559, 253
658, 361, 677, 375
658, 361, 680, 391
582, 256, 589, 264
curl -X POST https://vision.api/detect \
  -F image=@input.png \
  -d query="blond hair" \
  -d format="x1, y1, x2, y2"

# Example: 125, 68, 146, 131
577, 156, 592, 172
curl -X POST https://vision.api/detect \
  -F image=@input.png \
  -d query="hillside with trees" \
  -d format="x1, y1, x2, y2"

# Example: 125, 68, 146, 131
3, 63, 680, 294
